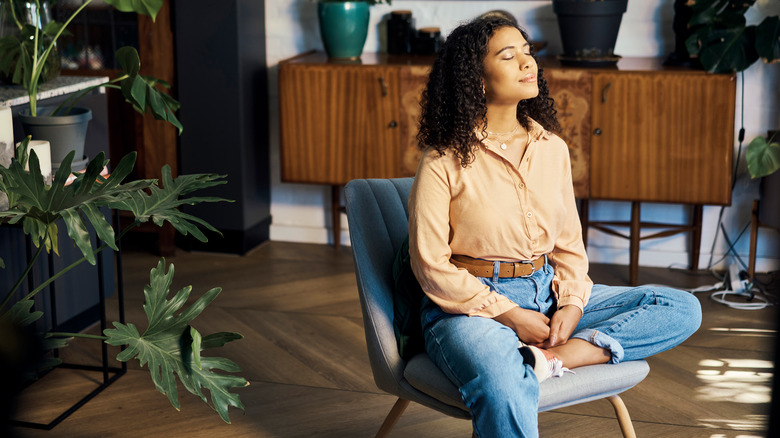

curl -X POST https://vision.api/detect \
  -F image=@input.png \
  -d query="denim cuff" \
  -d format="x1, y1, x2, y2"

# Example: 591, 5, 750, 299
572, 328, 624, 364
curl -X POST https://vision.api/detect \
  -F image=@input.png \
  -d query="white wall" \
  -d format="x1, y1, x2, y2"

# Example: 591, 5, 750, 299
265, 0, 780, 272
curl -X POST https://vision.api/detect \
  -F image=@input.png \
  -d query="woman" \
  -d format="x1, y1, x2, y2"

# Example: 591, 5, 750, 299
408, 16, 702, 437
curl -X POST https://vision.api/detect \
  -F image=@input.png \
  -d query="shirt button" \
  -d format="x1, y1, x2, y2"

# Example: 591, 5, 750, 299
526, 212, 533, 218
518, 183, 525, 189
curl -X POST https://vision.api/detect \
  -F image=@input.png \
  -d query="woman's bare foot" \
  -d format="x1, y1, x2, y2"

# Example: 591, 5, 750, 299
548, 339, 611, 369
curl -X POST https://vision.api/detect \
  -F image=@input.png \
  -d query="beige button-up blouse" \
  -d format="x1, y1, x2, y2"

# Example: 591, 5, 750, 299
408, 119, 593, 319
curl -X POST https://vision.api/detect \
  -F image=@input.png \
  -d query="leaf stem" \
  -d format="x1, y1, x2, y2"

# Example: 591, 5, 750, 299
20, 222, 138, 303
8, 0, 23, 31
53, 75, 128, 115
47, 331, 108, 340
28, 0, 94, 116
0, 242, 44, 310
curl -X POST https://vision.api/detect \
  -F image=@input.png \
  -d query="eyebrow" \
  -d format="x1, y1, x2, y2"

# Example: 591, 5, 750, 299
495, 42, 530, 55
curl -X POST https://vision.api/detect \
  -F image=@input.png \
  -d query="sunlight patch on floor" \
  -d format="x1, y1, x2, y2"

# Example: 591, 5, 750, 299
695, 358, 773, 404
698, 414, 767, 432
695, 351, 771, 432
708, 327, 776, 338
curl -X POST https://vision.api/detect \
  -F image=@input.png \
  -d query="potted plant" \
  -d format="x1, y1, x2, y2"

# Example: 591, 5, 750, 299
317, 0, 391, 60
0, 0, 182, 170
0, 139, 247, 425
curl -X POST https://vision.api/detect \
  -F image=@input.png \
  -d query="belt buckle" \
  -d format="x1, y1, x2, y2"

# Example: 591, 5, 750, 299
517, 260, 536, 278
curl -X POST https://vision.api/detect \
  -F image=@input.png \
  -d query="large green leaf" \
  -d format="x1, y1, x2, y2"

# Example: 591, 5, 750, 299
105, 0, 164, 21
686, 0, 776, 73
116, 46, 183, 134
3, 298, 43, 327
103, 259, 247, 423
0, 149, 151, 263
107, 165, 230, 242
747, 134, 780, 179
688, 25, 758, 73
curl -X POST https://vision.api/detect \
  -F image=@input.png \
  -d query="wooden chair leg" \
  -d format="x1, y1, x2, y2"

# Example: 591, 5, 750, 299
607, 395, 637, 438
376, 398, 410, 438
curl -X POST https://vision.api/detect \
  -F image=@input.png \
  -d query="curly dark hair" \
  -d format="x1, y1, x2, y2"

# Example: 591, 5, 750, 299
416, 16, 560, 167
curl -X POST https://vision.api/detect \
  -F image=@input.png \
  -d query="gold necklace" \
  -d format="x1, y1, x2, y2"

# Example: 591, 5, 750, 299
486, 124, 521, 150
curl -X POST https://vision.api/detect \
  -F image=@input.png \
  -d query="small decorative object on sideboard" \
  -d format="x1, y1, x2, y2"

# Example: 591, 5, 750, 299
414, 26, 443, 55
387, 9, 413, 55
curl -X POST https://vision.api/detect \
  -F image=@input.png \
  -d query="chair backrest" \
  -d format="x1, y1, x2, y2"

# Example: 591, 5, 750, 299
344, 178, 414, 396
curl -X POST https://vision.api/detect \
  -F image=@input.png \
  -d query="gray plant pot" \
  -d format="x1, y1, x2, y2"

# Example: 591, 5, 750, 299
17, 106, 92, 171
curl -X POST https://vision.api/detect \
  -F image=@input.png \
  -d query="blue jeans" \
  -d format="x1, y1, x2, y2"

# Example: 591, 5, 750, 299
420, 262, 702, 438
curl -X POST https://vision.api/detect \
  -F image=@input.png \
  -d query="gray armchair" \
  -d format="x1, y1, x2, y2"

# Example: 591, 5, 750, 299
344, 178, 649, 438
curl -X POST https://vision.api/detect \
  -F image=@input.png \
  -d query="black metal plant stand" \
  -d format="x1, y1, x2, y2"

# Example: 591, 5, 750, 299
12, 211, 126, 430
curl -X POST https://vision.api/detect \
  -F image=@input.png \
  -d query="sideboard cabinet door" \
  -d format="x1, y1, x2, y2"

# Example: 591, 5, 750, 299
590, 71, 735, 205
279, 63, 400, 185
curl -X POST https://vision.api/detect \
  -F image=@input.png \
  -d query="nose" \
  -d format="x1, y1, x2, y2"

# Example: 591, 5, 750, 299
519, 54, 532, 70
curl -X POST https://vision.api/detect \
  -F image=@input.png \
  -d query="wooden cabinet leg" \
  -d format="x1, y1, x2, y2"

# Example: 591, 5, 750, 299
629, 202, 640, 286
690, 205, 703, 271
332, 185, 341, 249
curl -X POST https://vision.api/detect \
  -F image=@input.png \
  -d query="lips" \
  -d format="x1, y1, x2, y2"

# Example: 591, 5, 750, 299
521, 74, 537, 83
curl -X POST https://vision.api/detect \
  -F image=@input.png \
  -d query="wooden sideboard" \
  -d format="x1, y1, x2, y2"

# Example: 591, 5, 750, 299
279, 51, 736, 283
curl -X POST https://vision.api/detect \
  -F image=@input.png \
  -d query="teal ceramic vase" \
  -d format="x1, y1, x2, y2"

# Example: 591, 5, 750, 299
318, 1, 370, 59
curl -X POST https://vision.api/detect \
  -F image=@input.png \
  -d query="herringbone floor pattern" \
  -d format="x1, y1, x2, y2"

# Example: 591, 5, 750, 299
12, 241, 777, 437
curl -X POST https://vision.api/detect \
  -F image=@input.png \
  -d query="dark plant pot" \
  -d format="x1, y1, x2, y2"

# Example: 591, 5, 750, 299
759, 130, 780, 229
318, 1, 370, 60
17, 106, 92, 171
553, 0, 628, 62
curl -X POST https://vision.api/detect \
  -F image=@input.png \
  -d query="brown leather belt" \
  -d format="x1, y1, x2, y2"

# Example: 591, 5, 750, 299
450, 254, 546, 278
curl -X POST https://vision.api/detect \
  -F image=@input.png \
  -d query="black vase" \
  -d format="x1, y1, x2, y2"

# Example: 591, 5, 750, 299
553, 0, 628, 65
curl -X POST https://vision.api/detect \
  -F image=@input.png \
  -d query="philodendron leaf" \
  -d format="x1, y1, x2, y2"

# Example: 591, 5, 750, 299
747, 135, 780, 179
107, 165, 231, 242
0, 149, 153, 263
116, 45, 140, 77
2, 299, 43, 327
105, 0, 164, 21
103, 259, 247, 423
116, 46, 183, 134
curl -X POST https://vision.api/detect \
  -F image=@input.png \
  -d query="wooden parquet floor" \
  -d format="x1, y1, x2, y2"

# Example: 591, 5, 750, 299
10, 241, 778, 437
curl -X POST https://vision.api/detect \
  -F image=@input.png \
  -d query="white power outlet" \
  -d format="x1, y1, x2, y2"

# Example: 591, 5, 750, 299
728, 263, 749, 295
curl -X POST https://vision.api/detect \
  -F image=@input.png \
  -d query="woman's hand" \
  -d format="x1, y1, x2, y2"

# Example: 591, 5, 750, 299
542, 305, 582, 348
493, 307, 551, 345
